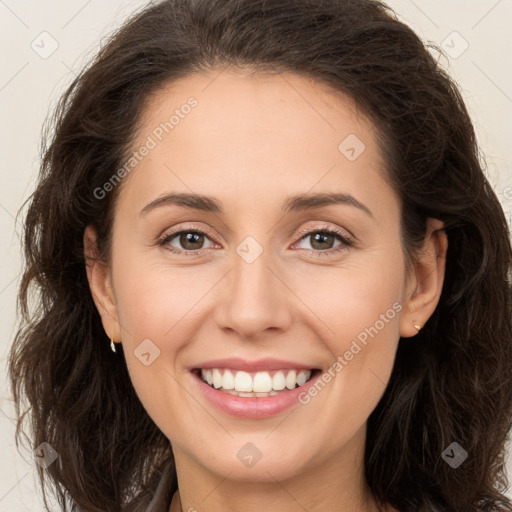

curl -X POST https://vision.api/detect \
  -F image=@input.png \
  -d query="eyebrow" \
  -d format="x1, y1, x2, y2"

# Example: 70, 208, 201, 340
140, 192, 373, 218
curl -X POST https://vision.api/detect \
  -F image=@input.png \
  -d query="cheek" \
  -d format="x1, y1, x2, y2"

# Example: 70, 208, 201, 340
296, 244, 405, 344
110, 257, 199, 433
112, 254, 211, 340
293, 246, 404, 406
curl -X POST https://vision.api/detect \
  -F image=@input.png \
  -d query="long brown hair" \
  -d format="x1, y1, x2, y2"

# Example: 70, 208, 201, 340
9, 0, 512, 510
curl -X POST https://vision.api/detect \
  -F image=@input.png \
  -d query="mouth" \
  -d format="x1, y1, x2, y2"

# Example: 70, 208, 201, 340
192, 368, 322, 398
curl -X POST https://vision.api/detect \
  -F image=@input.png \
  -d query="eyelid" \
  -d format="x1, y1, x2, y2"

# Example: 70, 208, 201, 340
157, 223, 220, 248
293, 222, 355, 245
157, 222, 219, 242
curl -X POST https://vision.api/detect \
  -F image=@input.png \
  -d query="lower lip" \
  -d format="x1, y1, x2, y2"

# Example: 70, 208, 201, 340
190, 370, 321, 419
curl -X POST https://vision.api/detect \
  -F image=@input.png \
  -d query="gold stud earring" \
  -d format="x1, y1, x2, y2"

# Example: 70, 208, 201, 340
413, 323, 422, 332
110, 339, 117, 353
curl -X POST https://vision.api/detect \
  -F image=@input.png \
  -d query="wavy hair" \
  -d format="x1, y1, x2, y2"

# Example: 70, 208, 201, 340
9, 0, 512, 510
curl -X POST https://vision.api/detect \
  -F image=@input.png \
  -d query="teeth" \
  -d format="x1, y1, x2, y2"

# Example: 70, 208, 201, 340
272, 371, 286, 390
199, 368, 312, 393
212, 369, 223, 389
285, 370, 297, 390
297, 371, 308, 386
222, 370, 235, 390
224, 390, 279, 397
253, 372, 272, 392
234, 371, 253, 392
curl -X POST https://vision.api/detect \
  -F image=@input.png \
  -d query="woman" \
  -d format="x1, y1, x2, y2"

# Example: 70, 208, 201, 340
9, 0, 512, 511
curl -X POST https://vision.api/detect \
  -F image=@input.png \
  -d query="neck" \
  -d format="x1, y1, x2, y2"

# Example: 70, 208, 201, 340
169, 427, 389, 512
170, 488, 384, 512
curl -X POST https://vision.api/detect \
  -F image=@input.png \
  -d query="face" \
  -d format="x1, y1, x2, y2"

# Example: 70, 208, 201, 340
86, 68, 446, 488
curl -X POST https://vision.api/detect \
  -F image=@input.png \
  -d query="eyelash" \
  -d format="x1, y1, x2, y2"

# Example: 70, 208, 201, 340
157, 224, 355, 257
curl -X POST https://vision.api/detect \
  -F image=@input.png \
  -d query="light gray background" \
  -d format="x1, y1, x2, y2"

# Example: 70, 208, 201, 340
1, 0, 511, 509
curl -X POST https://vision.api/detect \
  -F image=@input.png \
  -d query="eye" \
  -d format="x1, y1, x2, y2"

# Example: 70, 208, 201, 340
158, 228, 216, 255
157, 224, 355, 256
292, 225, 354, 254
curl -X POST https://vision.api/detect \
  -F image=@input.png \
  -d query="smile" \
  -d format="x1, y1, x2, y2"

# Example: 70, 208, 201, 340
196, 368, 319, 397
188, 358, 323, 418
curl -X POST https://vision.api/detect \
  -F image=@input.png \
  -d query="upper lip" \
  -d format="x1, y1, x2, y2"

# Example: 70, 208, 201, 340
191, 357, 317, 372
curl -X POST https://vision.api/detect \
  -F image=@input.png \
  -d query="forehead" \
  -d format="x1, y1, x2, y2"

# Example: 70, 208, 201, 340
117, 68, 398, 221
137, 67, 376, 154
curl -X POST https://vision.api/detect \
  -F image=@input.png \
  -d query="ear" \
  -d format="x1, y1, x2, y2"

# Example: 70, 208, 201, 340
400, 218, 448, 337
83, 225, 122, 341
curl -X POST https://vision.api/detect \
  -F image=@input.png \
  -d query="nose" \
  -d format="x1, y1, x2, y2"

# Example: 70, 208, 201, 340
213, 244, 293, 341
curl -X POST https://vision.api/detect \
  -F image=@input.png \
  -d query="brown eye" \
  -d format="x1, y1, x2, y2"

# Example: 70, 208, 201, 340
309, 232, 337, 250
179, 232, 206, 250
294, 228, 353, 254
159, 229, 216, 255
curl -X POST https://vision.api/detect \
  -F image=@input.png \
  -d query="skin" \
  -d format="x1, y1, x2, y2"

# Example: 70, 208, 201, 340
85, 67, 447, 512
